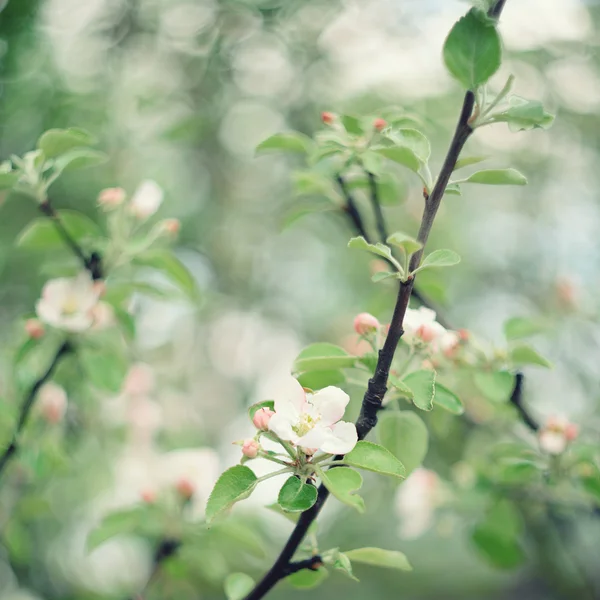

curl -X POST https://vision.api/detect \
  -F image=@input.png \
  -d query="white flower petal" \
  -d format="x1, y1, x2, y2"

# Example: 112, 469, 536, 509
539, 431, 567, 455
273, 377, 306, 418
319, 421, 357, 454
310, 386, 350, 426
296, 426, 329, 451
130, 180, 164, 219
268, 413, 298, 444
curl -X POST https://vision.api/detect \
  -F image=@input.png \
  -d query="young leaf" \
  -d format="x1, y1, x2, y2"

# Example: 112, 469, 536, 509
471, 526, 525, 569
503, 317, 548, 340
293, 343, 357, 373
318, 467, 365, 513
0, 172, 19, 190
344, 548, 412, 571
278, 477, 318, 512
386, 128, 430, 162
287, 568, 328, 589
434, 383, 465, 415
494, 97, 555, 132
443, 9, 502, 90
17, 210, 102, 250
386, 232, 422, 256
473, 371, 515, 403
378, 412, 428, 475
206, 466, 258, 523
444, 183, 462, 196
332, 552, 359, 581
53, 149, 108, 174
372, 146, 420, 173
388, 375, 414, 399
371, 271, 399, 283
348, 236, 402, 273
341, 114, 365, 135
133, 249, 200, 301
224, 573, 255, 600
415, 249, 461, 273
297, 369, 345, 391
453, 156, 488, 171
403, 370, 436, 411
37, 127, 97, 158
256, 132, 314, 155
79, 345, 127, 393
509, 345, 552, 369
462, 169, 527, 186
343, 441, 405, 479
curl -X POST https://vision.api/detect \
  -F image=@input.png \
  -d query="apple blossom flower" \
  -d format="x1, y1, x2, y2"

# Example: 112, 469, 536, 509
403, 307, 446, 345
252, 407, 274, 430
242, 439, 260, 459
38, 382, 68, 424
176, 477, 195, 499
129, 180, 163, 219
36, 272, 102, 332
25, 318, 45, 339
539, 415, 579, 455
268, 377, 357, 454
122, 363, 155, 397
90, 302, 116, 330
158, 218, 180, 237
394, 468, 440, 539
373, 118, 387, 131
353, 312, 380, 336
98, 187, 126, 210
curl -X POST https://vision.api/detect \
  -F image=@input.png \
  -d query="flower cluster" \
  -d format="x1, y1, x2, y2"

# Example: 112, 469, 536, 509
538, 415, 579, 455
403, 307, 460, 357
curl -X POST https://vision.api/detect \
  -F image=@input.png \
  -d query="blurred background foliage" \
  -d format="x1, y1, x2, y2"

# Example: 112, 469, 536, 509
0, 0, 600, 599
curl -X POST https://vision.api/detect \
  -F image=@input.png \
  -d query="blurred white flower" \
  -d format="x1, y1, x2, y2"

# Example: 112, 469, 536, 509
122, 363, 156, 397
38, 382, 67, 424
395, 468, 441, 540
129, 180, 163, 219
539, 415, 579, 455
403, 307, 446, 344
36, 272, 101, 332
268, 377, 357, 454
90, 302, 115, 330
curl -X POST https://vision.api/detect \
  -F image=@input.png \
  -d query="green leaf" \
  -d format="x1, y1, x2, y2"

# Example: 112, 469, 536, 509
37, 127, 97, 158
581, 468, 600, 504
79, 345, 127, 393
386, 232, 422, 256
344, 548, 412, 571
341, 114, 365, 135
224, 573, 255, 600
348, 236, 400, 271
444, 183, 462, 196
387, 128, 430, 162
333, 552, 359, 581
462, 169, 527, 186
297, 370, 345, 391
388, 375, 414, 399
53, 149, 108, 173
434, 383, 465, 415
278, 477, 318, 512
494, 97, 555, 132
17, 210, 102, 250
0, 171, 19, 190
248, 400, 275, 419
288, 568, 328, 589
371, 271, 398, 283
509, 345, 552, 369
415, 249, 461, 273
133, 249, 199, 301
256, 132, 314, 155
378, 412, 428, 475
206, 465, 258, 523
293, 343, 357, 373
373, 146, 420, 173
343, 441, 405, 479
453, 156, 488, 171
403, 370, 436, 411
471, 527, 525, 569
473, 371, 515, 403
443, 9, 502, 90
292, 171, 335, 197
318, 467, 365, 513
503, 317, 548, 340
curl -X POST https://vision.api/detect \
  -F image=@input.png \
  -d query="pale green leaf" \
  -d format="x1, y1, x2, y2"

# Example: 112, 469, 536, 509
318, 467, 365, 513
454, 156, 488, 171
415, 249, 461, 273
17, 211, 102, 250
288, 568, 328, 589
38, 127, 97, 158
293, 343, 357, 373
386, 232, 422, 256
462, 169, 527, 186
373, 146, 420, 173
473, 371, 515, 403
503, 317, 548, 340
386, 128, 430, 162
378, 412, 428, 475
434, 383, 465, 415
403, 370, 436, 411
206, 466, 258, 523
224, 573, 255, 600
256, 132, 314, 155
53, 149, 108, 173
343, 441, 405, 479
509, 345, 552, 369
344, 547, 412, 571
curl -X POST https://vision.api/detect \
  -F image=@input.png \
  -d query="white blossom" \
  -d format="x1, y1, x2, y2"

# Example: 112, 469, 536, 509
268, 377, 357, 454
129, 180, 163, 219
395, 468, 440, 540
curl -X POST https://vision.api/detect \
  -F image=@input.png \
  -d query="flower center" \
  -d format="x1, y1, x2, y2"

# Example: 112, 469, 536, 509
293, 412, 320, 437
61, 296, 80, 316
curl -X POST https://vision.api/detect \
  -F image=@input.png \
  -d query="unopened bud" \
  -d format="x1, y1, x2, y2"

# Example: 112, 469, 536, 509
321, 111, 335, 125
159, 218, 180, 237
141, 489, 156, 504
25, 318, 45, 339
353, 312, 380, 336
458, 329, 470, 342
38, 382, 67, 424
565, 423, 579, 442
416, 324, 436, 343
242, 439, 260, 459
373, 118, 387, 131
252, 407, 274, 430
98, 187, 126, 210
176, 478, 195, 499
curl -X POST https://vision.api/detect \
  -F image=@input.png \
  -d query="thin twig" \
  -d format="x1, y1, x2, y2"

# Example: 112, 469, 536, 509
508, 372, 539, 432
336, 175, 369, 241
0, 341, 72, 479
366, 171, 388, 243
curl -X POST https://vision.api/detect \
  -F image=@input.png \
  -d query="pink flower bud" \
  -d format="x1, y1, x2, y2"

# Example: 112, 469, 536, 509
123, 363, 155, 397
242, 439, 260, 459
416, 324, 436, 343
38, 382, 67, 424
140, 489, 156, 504
354, 313, 380, 336
458, 329, 470, 342
565, 423, 579, 442
98, 187, 126, 210
159, 218, 180, 236
25, 318, 45, 339
373, 118, 387, 131
176, 478, 195, 499
321, 111, 335, 125
252, 407, 274, 430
